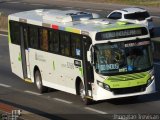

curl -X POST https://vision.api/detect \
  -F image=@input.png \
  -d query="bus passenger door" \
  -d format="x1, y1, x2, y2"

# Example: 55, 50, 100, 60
82, 36, 94, 97
20, 24, 31, 79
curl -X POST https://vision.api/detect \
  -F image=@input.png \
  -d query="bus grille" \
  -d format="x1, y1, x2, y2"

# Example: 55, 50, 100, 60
111, 85, 146, 95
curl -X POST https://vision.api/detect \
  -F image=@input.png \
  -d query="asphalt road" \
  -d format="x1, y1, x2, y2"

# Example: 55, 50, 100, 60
0, 0, 160, 34
0, 1, 160, 120
0, 0, 160, 16
1, 34, 160, 119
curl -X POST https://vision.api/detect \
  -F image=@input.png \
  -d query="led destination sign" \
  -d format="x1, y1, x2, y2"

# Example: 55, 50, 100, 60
96, 27, 148, 40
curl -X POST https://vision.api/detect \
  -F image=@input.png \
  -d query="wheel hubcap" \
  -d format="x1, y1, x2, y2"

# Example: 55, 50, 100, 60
80, 85, 85, 101
36, 75, 41, 89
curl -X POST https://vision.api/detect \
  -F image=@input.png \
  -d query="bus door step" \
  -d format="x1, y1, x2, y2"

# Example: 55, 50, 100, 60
24, 78, 32, 83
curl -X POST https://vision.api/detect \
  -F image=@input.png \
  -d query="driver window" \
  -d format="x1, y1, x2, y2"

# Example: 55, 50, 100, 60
108, 12, 122, 19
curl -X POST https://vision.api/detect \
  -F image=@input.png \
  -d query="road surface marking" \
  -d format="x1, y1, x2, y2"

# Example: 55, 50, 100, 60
0, 34, 8, 37
53, 98, 72, 104
24, 91, 42, 96
30, 3, 47, 6
0, 83, 11, 88
85, 9, 93, 11
152, 16, 160, 19
7, 1, 20, 4
85, 107, 107, 114
64, 6, 73, 9
94, 9, 103, 12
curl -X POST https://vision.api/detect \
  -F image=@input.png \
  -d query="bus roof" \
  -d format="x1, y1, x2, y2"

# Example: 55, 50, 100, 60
9, 9, 145, 35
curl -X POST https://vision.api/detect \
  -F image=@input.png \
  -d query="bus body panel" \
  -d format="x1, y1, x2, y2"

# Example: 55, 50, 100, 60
28, 48, 83, 94
9, 44, 24, 79
25, 49, 31, 79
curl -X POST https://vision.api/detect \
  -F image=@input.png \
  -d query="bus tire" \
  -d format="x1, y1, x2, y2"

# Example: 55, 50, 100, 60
34, 70, 48, 93
79, 81, 92, 105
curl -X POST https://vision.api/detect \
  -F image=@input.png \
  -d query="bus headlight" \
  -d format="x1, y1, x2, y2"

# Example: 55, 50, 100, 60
97, 80, 110, 91
147, 76, 154, 87
97, 80, 103, 88
104, 84, 110, 91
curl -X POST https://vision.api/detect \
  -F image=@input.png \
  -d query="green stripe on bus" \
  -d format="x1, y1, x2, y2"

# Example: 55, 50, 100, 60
79, 67, 83, 77
65, 27, 81, 34
53, 61, 55, 70
101, 24, 142, 32
8, 20, 11, 43
104, 72, 150, 88
18, 53, 21, 62
116, 21, 127, 25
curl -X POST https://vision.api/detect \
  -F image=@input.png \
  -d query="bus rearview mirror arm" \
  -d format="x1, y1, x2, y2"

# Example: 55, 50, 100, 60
87, 50, 95, 66
87, 51, 91, 62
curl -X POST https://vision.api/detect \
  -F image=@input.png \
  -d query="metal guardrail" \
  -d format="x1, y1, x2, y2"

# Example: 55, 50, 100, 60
152, 16, 160, 19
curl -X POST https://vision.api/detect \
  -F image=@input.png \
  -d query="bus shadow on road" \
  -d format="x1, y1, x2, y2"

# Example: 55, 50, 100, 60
94, 92, 160, 105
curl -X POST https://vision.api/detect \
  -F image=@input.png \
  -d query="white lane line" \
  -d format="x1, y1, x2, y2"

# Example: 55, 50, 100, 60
85, 9, 93, 11
7, 1, 20, 4
53, 98, 72, 104
24, 91, 42, 96
0, 34, 8, 37
64, 7, 73, 9
30, 3, 47, 6
152, 16, 160, 18
85, 107, 107, 114
0, 83, 11, 88
94, 9, 103, 12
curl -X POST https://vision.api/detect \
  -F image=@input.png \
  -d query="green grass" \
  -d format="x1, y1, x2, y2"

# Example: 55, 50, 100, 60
80, 0, 160, 7
111, 0, 160, 7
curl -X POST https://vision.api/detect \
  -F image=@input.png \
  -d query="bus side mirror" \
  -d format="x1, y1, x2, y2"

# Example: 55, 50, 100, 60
87, 51, 91, 62
87, 51, 95, 66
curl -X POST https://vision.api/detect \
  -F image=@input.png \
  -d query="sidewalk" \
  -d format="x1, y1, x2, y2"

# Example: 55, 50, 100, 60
0, 102, 49, 120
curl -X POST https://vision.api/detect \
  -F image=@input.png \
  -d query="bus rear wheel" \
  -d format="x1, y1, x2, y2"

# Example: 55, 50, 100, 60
34, 70, 48, 93
79, 82, 93, 105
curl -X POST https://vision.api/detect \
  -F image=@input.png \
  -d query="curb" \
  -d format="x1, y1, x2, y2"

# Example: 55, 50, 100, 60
0, 30, 8, 35
0, 102, 49, 120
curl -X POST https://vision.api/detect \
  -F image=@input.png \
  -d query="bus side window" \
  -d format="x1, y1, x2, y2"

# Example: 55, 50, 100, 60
39, 28, 48, 51
28, 25, 39, 49
10, 21, 21, 45
49, 30, 59, 53
71, 34, 82, 59
65, 33, 71, 56
60, 31, 70, 56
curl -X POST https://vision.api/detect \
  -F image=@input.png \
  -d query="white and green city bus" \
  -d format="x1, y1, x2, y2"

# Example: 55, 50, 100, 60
8, 9, 155, 104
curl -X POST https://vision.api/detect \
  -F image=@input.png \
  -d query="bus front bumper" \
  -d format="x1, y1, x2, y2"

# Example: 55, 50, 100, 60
92, 79, 156, 101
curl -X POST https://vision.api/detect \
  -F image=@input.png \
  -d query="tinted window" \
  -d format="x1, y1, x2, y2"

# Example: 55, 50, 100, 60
94, 40, 152, 75
71, 34, 82, 58
39, 28, 48, 51
108, 12, 122, 19
60, 32, 70, 56
124, 12, 150, 20
28, 26, 39, 49
10, 21, 21, 45
49, 30, 59, 53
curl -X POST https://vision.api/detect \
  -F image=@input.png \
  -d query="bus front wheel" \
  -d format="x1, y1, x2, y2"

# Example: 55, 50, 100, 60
34, 70, 48, 93
79, 82, 93, 105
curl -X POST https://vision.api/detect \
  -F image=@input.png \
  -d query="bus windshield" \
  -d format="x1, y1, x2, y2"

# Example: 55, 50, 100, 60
94, 40, 152, 75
